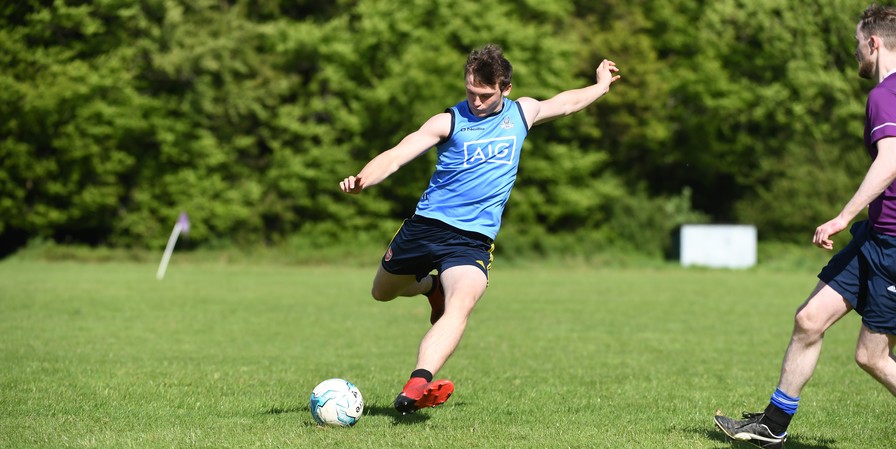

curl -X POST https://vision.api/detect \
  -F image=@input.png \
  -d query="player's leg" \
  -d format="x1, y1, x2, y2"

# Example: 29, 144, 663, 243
369, 218, 438, 302
394, 265, 488, 414
854, 325, 896, 396
369, 264, 435, 302
414, 264, 488, 374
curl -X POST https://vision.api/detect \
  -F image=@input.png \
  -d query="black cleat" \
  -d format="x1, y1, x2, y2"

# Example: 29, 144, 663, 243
393, 393, 418, 415
714, 412, 787, 449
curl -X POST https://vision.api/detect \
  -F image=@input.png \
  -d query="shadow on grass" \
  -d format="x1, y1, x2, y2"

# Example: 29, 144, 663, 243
264, 405, 325, 428
365, 400, 465, 425
364, 403, 430, 425
264, 401, 462, 426
689, 424, 836, 449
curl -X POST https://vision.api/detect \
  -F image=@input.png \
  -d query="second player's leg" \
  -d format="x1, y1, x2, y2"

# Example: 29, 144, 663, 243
854, 325, 896, 396
777, 281, 853, 395
714, 281, 854, 445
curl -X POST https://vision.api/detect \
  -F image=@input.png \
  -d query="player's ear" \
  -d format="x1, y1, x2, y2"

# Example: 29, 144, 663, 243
502, 83, 512, 96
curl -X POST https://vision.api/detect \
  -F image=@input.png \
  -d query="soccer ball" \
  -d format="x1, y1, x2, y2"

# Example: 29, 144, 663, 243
309, 378, 364, 427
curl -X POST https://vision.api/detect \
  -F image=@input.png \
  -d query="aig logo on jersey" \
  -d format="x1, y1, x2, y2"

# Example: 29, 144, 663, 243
463, 136, 516, 167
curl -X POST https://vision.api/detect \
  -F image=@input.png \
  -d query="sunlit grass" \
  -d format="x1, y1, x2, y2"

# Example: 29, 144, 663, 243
0, 259, 892, 448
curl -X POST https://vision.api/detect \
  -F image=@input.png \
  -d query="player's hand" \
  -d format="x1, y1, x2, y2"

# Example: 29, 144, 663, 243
340, 175, 364, 194
813, 216, 848, 250
595, 59, 621, 89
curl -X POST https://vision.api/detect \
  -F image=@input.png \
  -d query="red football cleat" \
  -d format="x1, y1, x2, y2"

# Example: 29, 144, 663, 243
394, 378, 455, 415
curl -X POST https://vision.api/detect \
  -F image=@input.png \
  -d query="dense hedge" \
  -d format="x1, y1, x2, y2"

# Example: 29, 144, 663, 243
0, 0, 875, 257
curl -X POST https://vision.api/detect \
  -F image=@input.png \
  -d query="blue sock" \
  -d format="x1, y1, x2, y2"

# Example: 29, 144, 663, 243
770, 388, 800, 416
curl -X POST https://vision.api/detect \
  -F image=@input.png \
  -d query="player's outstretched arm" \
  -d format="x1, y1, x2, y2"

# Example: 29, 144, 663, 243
518, 59, 620, 128
814, 136, 896, 249
340, 113, 451, 194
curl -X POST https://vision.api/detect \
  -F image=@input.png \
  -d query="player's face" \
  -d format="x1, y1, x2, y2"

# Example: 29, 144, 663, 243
465, 74, 509, 117
855, 23, 876, 80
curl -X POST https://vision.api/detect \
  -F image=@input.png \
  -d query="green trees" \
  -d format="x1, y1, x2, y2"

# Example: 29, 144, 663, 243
662, 0, 870, 242
0, 0, 875, 256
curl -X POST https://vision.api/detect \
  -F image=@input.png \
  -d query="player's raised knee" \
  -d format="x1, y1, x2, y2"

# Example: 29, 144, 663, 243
370, 286, 396, 302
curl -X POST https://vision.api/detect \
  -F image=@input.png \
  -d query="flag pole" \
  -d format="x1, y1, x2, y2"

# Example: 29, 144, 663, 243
157, 212, 190, 280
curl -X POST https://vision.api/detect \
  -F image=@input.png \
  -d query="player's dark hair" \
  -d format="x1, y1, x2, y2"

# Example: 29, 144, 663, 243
860, 4, 896, 49
464, 44, 513, 90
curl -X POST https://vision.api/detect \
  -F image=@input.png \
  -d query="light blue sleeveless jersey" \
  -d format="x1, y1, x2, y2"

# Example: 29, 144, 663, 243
414, 97, 529, 239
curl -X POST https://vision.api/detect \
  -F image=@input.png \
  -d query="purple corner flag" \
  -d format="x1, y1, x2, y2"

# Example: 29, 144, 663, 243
177, 212, 190, 235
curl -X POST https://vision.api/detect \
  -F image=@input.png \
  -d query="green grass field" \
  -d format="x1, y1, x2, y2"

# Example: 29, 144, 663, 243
1, 258, 893, 448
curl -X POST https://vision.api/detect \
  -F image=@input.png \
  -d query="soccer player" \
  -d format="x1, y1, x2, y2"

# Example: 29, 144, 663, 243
339, 44, 620, 414
714, 4, 896, 449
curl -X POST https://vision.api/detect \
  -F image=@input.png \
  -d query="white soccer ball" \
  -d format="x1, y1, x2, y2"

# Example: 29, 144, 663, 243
309, 378, 364, 427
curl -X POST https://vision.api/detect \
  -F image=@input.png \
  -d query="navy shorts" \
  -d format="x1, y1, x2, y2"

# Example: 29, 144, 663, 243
381, 215, 494, 281
818, 220, 896, 335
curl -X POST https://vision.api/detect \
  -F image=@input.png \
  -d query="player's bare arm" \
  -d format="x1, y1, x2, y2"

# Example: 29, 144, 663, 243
340, 113, 451, 194
814, 136, 896, 249
518, 59, 620, 128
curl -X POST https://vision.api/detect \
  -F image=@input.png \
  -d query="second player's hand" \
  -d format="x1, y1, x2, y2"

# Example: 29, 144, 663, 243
813, 216, 848, 250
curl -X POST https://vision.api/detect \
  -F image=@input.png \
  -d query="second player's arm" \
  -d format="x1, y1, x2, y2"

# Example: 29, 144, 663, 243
340, 113, 450, 193
814, 136, 896, 249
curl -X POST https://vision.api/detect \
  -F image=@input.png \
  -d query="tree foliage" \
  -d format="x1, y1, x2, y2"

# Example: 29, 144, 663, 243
0, 0, 877, 257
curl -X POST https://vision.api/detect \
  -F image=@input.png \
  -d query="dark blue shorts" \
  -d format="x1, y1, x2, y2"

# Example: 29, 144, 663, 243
381, 215, 494, 281
818, 220, 896, 335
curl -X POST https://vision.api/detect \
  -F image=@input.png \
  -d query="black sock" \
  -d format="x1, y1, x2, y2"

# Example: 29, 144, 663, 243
761, 403, 792, 435
410, 369, 433, 382
424, 274, 438, 297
